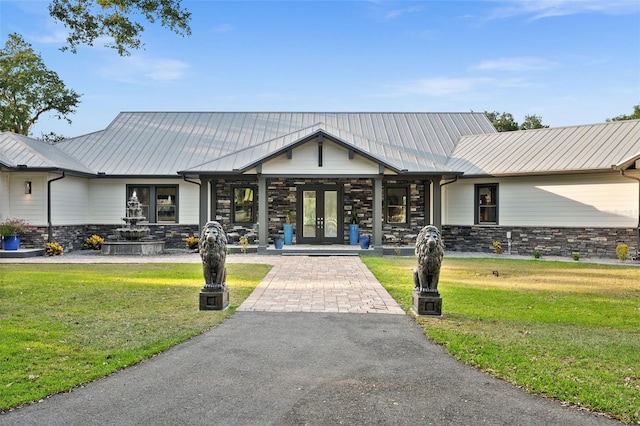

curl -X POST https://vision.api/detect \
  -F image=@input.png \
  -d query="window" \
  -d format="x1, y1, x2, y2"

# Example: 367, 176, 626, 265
385, 186, 408, 224
232, 186, 256, 223
475, 184, 498, 224
127, 185, 178, 223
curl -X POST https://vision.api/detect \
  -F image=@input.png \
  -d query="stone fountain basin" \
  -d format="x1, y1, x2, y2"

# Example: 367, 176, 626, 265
102, 241, 165, 255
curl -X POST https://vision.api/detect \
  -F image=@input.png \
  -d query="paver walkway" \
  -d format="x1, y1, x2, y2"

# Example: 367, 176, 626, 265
238, 256, 405, 314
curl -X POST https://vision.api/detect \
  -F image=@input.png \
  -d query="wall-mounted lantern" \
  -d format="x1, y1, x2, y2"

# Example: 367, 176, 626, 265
25, 181, 32, 194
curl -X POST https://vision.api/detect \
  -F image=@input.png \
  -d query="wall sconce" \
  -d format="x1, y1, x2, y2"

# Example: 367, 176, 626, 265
25, 181, 32, 194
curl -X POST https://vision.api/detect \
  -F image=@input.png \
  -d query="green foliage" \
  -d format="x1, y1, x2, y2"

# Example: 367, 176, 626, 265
571, 252, 580, 261
239, 235, 249, 253
0, 263, 270, 411
0, 34, 81, 136
533, 250, 542, 259
616, 244, 629, 261
184, 236, 199, 250
84, 234, 104, 250
48, 0, 192, 56
45, 241, 64, 256
363, 257, 640, 423
484, 111, 548, 132
350, 209, 360, 225
492, 240, 502, 254
607, 104, 640, 122
0, 217, 35, 236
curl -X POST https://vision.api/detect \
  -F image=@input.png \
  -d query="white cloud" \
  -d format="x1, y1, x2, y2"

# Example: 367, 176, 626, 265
382, 6, 422, 20
395, 77, 483, 97
489, 0, 640, 20
473, 57, 559, 72
99, 55, 189, 83
212, 24, 234, 33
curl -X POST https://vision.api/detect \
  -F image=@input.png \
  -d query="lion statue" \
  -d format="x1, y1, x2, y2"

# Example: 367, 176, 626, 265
413, 225, 445, 294
199, 221, 227, 290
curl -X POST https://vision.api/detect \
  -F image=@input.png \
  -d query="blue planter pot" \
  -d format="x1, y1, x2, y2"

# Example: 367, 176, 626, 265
349, 224, 359, 245
274, 238, 284, 249
2, 235, 20, 250
283, 224, 293, 245
359, 234, 371, 250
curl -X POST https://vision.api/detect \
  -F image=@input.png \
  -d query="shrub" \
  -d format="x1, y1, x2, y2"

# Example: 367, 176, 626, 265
185, 236, 199, 250
492, 241, 502, 255
239, 235, 249, 253
85, 234, 104, 250
533, 250, 542, 259
45, 242, 64, 256
571, 252, 581, 261
616, 244, 629, 261
0, 217, 35, 236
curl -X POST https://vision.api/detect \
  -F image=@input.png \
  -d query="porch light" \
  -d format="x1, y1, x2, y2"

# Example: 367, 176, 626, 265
25, 181, 32, 194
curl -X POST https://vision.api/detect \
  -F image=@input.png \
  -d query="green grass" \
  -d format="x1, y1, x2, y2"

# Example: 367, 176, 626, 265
0, 263, 270, 412
362, 257, 640, 424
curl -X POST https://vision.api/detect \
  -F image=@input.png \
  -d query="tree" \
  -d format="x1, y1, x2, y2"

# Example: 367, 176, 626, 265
0, 33, 81, 136
49, 0, 192, 56
484, 111, 519, 132
484, 111, 548, 132
607, 104, 640, 122
520, 114, 549, 130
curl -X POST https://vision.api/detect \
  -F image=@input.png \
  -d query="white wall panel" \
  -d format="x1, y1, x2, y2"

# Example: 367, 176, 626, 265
262, 140, 379, 174
444, 173, 638, 227
50, 175, 89, 224
7, 174, 47, 225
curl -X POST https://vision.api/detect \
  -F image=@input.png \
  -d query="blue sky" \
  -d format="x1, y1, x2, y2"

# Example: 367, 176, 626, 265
1, 0, 639, 138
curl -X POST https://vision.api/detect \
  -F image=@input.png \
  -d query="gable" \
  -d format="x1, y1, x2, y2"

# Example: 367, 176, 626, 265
259, 138, 381, 175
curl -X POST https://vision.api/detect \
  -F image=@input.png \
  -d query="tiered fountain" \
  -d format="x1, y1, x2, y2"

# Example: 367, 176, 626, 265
101, 192, 165, 255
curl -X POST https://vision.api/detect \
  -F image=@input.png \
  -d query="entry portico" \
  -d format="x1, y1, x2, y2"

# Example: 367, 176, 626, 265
181, 125, 461, 250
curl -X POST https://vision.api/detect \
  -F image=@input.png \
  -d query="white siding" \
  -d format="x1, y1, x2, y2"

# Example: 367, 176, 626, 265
0, 172, 8, 219
6, 173, 48, 226
444, 173, 638, 227
50, 175, 89, 225
261, 140, 379, 175
88, 178, 200, 224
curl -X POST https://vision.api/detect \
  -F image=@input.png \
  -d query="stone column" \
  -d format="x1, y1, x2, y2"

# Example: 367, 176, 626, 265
199, 177, 209, 231
258, 176, 268, 248
432, 177, 442, 229
373, 177, 383, 247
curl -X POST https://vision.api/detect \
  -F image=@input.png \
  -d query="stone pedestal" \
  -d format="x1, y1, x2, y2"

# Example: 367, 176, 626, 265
412, 290, 442, 316
199, 287, 229, 311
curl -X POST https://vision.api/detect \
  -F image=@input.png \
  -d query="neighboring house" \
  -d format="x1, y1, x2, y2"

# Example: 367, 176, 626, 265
1, 112, 638, 258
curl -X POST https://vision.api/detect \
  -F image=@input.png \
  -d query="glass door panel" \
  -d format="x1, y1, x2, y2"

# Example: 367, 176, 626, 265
302, 190, 317, 238
324, 190, 338, 238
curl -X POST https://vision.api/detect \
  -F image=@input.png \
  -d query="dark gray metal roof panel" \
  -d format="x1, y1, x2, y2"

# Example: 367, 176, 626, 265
57, 112, 495, 175
448, 119, 640, 175
0, 132, 94, 173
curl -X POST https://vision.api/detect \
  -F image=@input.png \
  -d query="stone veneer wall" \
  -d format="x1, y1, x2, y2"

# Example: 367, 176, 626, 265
443, 225, 638, 259
214, 179, 259, 244
20, 224, 199, 252
381, 180, 428, 245
265, 178, 374, 244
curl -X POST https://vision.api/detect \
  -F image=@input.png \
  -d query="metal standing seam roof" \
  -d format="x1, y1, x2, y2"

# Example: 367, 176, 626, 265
0, 132, 94, 174
447, 119, 640, 176
182, 124, 456, 174
55, 112, 496, 176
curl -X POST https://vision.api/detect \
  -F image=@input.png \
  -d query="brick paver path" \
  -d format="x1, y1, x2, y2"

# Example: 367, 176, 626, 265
238, 256, 405, 314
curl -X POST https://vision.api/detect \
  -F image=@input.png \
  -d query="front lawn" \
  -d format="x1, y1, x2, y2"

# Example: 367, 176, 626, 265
362, 257, 640, 424
0, 263, 270, 412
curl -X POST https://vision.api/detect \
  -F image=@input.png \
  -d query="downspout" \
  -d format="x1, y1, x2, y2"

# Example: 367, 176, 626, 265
47, 172, 66, 242
619, 169, 640, 259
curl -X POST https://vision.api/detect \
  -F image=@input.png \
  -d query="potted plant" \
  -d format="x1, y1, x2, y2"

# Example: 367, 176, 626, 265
349, 209, 359, 245
0, 218, 34, 250
359, 234, 371, 250
283, 213, 294, 245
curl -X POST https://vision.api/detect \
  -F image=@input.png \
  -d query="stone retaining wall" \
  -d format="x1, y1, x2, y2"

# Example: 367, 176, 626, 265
443, 225, 638, 259
20, 224, 199, 252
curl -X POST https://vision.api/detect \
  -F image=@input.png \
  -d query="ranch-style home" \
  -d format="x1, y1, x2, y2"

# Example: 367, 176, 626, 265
1, 112, 639, 259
